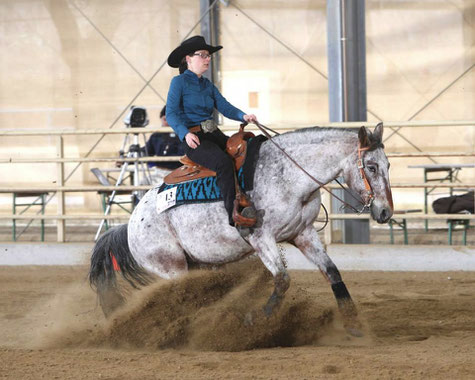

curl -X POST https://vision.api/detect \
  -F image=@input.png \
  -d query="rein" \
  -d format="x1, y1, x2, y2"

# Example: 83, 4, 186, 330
251, 121, 374, 214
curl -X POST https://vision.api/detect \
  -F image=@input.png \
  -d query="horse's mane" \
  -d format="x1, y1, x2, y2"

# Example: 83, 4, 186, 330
366, 138, 385, 151
291, 126, 356, 135
280, 126, 384, 151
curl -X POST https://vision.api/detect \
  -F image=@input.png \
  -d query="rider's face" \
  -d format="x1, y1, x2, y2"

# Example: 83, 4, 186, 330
160, 115, 169, 127
186, 50, 211, 76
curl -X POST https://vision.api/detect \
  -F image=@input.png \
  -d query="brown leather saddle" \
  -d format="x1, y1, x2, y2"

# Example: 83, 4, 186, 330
163, 123, 257, 228
164, 123, 255, 184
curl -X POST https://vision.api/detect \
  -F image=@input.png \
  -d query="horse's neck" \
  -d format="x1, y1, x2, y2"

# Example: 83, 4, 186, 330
267, 128, 357, 185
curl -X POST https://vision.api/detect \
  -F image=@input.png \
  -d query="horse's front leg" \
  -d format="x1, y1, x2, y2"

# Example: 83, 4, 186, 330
248, 234, 290, 317
292, 226, 362, 335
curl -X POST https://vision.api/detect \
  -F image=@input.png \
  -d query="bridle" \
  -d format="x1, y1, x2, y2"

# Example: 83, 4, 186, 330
357, 144, 375, 209
250, 121, 375, 214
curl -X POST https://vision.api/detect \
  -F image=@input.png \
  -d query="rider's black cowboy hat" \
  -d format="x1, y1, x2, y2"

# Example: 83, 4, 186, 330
167, 35, 222, 68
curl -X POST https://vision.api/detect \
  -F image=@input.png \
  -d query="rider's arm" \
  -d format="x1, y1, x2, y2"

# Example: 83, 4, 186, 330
166, 76, 191, 141
212, 84, 246, 123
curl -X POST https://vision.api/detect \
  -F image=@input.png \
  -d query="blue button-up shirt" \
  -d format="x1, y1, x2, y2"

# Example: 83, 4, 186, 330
166, 70, 246, 141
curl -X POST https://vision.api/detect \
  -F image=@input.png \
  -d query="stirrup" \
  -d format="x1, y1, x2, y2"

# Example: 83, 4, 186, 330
232, 200, 257, 228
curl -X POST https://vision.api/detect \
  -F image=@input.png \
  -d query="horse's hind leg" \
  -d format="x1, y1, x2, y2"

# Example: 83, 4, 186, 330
128, 211, 189, 280
248, 234, 290, 317
292, 227, 362, 336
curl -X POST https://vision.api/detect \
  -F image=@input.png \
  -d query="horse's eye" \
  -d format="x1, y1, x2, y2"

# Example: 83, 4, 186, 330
368, 166, 376, 173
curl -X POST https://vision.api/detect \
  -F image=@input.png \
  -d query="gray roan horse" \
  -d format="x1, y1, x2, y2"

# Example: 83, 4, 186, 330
90, 123, 393, 335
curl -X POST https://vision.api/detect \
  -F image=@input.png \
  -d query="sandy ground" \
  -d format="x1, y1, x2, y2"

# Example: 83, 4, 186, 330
0, 262, 474, 379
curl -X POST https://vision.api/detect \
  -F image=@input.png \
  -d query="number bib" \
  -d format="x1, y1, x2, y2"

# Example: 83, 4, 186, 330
156, 187, 177, 214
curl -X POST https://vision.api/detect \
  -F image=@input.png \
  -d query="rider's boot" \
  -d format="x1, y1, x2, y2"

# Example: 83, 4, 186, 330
230, 157, 256, 230
232, 198, 257, 228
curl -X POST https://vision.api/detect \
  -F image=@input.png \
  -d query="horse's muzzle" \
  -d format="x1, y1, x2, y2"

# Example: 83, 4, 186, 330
374, 207, 392, 224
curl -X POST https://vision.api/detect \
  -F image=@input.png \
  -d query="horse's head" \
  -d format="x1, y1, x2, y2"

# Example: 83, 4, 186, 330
343, 123, 394, 224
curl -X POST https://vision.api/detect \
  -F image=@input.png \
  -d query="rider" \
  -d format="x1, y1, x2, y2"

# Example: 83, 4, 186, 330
166, 35, 258, 227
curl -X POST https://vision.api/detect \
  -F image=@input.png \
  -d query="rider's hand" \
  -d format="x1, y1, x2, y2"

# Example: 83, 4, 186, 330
185, 132, 200, 149
243, 114, 258, 124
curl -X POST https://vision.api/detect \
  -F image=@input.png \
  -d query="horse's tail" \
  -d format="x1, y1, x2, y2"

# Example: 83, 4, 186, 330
89, 224, 152, 316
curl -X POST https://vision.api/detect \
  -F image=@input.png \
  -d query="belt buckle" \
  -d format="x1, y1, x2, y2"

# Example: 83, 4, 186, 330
200, 119, 217, 133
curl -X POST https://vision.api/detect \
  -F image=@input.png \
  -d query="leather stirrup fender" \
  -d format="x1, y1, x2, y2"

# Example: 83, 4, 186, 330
226, 123, 255, 170
236, 188, 252, 208
164, 156, 216, 184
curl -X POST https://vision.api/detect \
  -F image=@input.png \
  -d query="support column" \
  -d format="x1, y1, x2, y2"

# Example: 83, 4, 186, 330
200, 0, 220, 85
327, 0, 369, 243
56, 136, 65, 242
200, 0, 221, 123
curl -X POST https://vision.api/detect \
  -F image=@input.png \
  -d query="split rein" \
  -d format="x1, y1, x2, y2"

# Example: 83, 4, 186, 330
249, 121, 375, 225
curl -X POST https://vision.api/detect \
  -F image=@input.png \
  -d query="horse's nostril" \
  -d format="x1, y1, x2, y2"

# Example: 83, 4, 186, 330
380, 208, 388, 221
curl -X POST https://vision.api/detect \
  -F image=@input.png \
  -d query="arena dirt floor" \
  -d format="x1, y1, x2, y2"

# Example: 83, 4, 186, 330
0, 260, 474, 379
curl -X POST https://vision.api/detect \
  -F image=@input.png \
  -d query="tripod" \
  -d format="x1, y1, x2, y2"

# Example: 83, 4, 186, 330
94, 132, 152, 241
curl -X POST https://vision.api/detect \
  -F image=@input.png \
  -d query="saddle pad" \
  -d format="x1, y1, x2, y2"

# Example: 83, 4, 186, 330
156, 136, 267, 212
157, 167, 244, 207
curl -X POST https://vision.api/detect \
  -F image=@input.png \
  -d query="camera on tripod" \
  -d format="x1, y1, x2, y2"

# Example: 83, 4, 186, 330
96, 105, 155, 240
118, 106, 149, 162
124, 106, 149, 128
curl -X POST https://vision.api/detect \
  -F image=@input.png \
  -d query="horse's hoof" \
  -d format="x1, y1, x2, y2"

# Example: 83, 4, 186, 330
346, 327, 364, 337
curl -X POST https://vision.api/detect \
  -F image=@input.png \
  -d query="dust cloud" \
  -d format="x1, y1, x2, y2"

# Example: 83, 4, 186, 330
36, 259, 344, 352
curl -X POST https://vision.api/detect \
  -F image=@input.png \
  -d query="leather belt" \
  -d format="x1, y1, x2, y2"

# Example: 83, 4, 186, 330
188, 126, 201, 133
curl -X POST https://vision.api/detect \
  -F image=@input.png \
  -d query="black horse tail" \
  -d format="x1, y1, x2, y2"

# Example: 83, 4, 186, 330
89, 224, 152, 316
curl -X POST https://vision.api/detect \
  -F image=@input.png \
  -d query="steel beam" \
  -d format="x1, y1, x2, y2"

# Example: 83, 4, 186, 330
327, 0, 369, 244
200, 0, 220, 85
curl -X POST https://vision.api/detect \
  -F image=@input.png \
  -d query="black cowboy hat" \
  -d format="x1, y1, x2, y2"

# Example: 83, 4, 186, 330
167, 35, 222, 68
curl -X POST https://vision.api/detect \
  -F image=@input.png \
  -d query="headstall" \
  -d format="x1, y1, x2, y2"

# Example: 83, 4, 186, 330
357, 144, 375, 210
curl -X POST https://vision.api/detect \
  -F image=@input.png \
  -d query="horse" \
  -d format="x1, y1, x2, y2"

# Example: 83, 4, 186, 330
89, 123, 393, 335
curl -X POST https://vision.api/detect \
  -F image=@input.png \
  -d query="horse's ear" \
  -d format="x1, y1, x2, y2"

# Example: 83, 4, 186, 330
358, 126, 370, 148
373, 122, 384, 141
